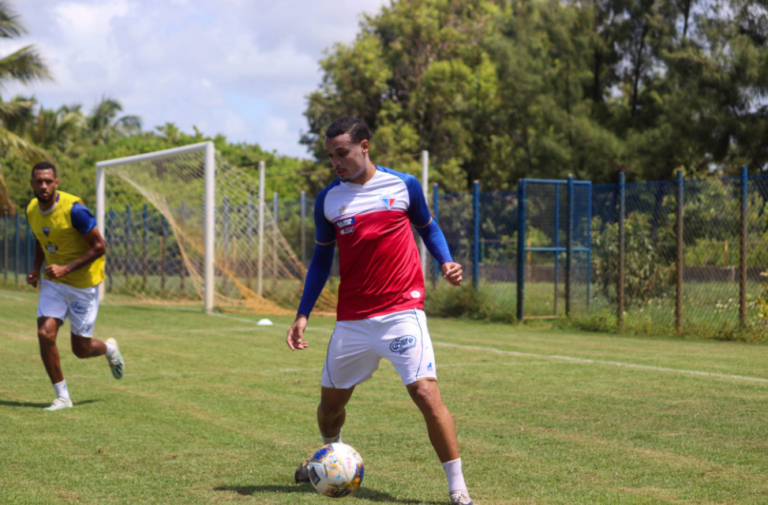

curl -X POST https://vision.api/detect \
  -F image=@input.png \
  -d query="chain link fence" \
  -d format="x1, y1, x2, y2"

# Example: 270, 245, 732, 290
4, 170, 768, 338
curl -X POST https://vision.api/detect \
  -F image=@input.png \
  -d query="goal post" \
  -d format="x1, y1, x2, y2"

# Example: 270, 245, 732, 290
94, 142, 337, 315
96, 142, 216, 312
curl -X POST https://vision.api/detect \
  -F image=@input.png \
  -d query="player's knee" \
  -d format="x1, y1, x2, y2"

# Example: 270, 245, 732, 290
37, 327, 56, 345
408, 381, 442, 411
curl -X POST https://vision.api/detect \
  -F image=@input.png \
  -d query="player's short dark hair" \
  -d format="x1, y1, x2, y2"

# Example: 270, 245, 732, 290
325, 116, 371, 144
32, 161, 57, 177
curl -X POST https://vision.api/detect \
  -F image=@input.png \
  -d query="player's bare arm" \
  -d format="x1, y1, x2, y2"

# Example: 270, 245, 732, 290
44, 227, 106, 280
286, 314, 309, 351
27, 239, 45, 287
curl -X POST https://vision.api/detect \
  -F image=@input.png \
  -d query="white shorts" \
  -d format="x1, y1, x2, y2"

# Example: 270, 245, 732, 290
321, 309, 437, 389
37, 279, 100, 337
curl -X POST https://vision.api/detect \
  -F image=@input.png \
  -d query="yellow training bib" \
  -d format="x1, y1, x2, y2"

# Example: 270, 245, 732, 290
27, 191, 105, 289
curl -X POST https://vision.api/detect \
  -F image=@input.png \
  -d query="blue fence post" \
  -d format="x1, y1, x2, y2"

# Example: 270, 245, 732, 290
273, 192, 279, 281
517, 180, 526, 321
433, 183, 440, 285
125, 204, 131, 283
161, 215, 167, 291
740, 166, 748, 327
26, 221, 33, 275
15, 214, 20, 287
3, 213, 7, 284
108, 207, 115, 292
675, 169, 684, 335
300, 191, 306, 272
554, 184, 560, 316
180, 200, 186, 292
618, 173, 626, 329
472, 181, 480, 290
248, 195, 254, 288
223, 197, 230, 293
142, 203, 148, 291
586, 182, 593, 313
566, 175, 574, 316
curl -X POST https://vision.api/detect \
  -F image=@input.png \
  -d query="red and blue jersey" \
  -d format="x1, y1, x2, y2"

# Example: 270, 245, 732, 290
298, 166, 452, 321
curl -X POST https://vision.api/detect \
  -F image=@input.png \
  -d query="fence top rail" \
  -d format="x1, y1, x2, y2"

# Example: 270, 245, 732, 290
96, 141, 213, 169
523, 178, 591, 185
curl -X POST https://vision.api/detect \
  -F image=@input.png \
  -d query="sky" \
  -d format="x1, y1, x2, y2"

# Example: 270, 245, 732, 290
0, 0, 389, 158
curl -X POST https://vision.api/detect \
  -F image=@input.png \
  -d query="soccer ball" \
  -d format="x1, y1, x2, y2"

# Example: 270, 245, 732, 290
307, 443, 364, 498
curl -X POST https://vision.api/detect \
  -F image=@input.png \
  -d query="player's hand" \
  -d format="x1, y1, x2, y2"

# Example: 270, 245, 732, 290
442, 262, 463, 286
45, 264, 70, 280
26, 270, 40, 288
286, 315, 309, 351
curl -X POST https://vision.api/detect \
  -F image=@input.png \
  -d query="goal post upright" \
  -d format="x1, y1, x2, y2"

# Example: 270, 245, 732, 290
96, 165, 106, 302
95, 141, 216, 312
203, 141, 215, 313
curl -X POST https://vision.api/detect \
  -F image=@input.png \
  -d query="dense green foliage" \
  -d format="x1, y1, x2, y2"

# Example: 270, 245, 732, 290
303, 0, 768, 192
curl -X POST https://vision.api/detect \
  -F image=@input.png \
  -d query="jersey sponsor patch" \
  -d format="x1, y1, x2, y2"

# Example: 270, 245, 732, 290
380, 194, 397, 210
340, 226, 355, 235
389, 335, 417, 354
335, 217, 355, 229
45, 245, 58, 254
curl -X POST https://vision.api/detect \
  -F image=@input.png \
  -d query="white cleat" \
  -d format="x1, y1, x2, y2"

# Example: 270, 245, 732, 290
450, 490, 474, 505
44, 397, 73, 411
105, 338, 125, 379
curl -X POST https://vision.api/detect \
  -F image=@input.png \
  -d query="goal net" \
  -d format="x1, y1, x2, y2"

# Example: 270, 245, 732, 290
95, 142, 337, 315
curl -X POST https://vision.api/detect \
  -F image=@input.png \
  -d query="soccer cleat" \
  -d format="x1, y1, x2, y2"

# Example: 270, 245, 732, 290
105, 338, 125, 379
449, 490, 474, 505
294, 457, 311, 483
44, 397, 73, 411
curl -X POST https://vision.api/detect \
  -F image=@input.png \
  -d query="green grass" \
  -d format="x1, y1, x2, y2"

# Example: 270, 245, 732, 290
2, 286, 768, 504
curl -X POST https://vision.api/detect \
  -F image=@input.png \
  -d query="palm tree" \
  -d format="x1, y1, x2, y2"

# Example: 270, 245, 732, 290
0, 1, 51, 161
30, 104, 86, 152
87, 96, 141, 145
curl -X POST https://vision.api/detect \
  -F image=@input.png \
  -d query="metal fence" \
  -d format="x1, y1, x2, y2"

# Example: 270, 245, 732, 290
5, 169, 768, 337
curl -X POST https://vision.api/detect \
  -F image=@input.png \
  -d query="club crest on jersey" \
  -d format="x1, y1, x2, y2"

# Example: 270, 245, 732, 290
42, 227, 50, 237
380, 194, 397, 210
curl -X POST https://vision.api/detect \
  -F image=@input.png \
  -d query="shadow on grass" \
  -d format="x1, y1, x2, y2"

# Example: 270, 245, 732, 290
214, 484, 441, 504
0, 399, 101, 409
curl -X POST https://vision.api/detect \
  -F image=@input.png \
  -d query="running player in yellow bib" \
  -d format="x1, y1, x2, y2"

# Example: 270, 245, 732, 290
26, 161, 125, 411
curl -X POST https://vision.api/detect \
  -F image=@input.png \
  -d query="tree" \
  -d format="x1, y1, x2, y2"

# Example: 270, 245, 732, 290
0, 1, 51, 163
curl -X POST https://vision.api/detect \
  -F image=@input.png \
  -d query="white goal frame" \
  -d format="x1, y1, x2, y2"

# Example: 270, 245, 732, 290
95, 142, 216, 312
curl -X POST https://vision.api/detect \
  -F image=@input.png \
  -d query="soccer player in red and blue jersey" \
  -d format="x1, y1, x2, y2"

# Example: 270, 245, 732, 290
286, 117, 474, 505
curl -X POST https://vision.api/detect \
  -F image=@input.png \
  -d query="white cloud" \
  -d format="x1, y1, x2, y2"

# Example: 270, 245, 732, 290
0, 0, 389, 158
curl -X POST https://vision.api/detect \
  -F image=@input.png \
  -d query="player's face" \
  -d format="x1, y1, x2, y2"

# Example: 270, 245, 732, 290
30, 169, 58, 204
325, 134, 369, 183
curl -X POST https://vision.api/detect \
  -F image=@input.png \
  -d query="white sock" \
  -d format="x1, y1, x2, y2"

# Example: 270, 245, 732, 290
321, 429, 342, 445
53, 380, 71, 402
441, 458, 466, 493
105, 342, 116, 357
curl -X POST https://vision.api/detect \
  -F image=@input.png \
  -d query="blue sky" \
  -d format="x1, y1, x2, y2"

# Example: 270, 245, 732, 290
0, 0, 388, 157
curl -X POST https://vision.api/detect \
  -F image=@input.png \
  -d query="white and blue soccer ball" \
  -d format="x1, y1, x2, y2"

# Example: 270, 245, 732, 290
307, 443, 364, 498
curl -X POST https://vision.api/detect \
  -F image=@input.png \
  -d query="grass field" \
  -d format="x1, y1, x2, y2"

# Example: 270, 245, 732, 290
2, 287, 768, 504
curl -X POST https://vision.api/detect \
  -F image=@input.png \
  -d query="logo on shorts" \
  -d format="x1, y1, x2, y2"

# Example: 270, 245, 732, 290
389, 335, 417, 354
427, 362, 433, 371
71, 301, 89, 315
42, 227, 50, 237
